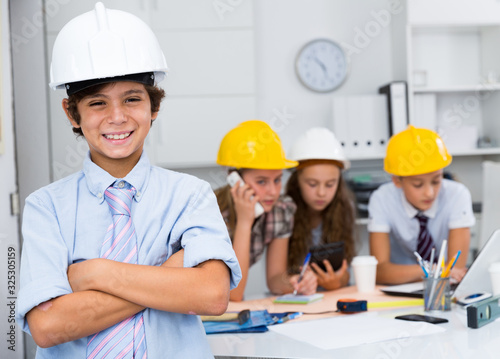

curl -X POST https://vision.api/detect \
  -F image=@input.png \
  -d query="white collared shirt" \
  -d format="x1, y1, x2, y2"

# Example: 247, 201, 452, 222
368, 179, 475, 264
17, 151, 242, 358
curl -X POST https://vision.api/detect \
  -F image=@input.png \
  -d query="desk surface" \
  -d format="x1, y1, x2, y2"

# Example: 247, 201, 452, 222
208, 286, 500, 359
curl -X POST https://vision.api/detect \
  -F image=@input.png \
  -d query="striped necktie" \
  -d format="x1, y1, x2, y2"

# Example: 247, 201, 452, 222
416, 213, 435, 262
87, 181, 147, 359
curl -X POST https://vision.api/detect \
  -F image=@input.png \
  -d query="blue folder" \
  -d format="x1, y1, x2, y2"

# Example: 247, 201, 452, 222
203, 310, 276, 334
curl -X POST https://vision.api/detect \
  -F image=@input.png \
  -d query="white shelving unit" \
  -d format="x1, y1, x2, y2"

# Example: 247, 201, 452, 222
404, 0, 500, 156
389, 0, 500, 248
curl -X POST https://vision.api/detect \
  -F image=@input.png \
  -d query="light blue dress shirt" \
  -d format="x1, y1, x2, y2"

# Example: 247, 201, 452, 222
368, 179, 475, 265
17, 151, 241, 358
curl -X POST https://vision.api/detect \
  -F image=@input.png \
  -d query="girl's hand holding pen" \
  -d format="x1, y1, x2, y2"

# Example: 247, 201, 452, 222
289, 252, 317, 295
290, 268, 317, 295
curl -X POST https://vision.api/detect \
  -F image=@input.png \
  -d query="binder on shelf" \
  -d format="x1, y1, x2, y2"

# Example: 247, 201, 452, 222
378, 81, 409, 136
413, 93, 436, 131
332, 95, 388, 159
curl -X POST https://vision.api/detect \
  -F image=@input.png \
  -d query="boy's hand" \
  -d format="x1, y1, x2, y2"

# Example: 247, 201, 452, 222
69, 249, 186, 293
450, 266, 467, 283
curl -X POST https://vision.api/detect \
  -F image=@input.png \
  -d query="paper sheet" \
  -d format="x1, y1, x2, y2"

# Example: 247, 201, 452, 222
269, 312, 445, 350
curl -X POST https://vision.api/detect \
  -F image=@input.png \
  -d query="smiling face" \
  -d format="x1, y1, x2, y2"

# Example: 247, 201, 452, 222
240, 169, 283, 212
393, 169, 444, 212
297, 163, 341, 213
63, 81, 157, 177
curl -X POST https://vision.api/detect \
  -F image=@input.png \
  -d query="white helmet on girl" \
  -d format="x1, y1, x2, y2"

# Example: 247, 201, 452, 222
288, 127, 350, 169
49, 2, 168, 95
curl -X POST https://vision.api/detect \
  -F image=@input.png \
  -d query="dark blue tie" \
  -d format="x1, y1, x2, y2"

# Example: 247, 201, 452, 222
416, 213, 435, 262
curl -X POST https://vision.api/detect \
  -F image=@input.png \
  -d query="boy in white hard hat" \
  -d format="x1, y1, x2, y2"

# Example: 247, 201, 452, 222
16, 3, 241, 358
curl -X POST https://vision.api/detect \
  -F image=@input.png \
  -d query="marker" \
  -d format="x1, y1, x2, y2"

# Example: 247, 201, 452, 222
413, 251, 429, 277
277, 312, 303, 323
293, 252, 311, 295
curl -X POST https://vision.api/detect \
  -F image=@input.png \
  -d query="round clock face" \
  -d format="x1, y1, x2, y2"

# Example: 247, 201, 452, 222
295, 39, 348, 93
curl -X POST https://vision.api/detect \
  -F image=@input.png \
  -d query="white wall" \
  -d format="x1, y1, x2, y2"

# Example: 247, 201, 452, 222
182, 0, 401, 188
182, 0, 486, 206
254, 0, 396, 150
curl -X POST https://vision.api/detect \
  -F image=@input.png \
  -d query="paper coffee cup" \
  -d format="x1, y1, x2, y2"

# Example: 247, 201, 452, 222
352, 256, 378, 293
488, 262, 500, 296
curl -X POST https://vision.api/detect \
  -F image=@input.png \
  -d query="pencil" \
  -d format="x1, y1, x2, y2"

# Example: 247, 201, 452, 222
442, 250, 461, 278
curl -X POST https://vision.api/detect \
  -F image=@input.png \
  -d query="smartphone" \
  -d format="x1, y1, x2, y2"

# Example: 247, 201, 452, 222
226, 172, 265, 217
309, 242, 344, 272
395, 314, 448, 324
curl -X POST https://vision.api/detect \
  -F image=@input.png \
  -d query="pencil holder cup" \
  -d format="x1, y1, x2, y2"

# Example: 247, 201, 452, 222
423, 276, 451, 311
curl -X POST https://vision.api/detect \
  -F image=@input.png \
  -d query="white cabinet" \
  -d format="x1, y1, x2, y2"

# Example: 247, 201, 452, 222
407, 0, 500, 26
151, 96, 255, 167
403, 0, 500, 156
45, 0, 255, 178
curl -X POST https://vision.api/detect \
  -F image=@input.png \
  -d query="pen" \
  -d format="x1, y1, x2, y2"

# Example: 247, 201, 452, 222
293, 252, 311, 295
413, 251, 429, 277
277, 312, 303, 323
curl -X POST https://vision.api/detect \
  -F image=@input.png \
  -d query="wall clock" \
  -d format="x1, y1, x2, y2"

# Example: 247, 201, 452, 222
295, 38, 348, 93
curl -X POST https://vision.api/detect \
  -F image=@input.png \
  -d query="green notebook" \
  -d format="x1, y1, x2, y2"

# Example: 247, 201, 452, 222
273, 293, 324, 304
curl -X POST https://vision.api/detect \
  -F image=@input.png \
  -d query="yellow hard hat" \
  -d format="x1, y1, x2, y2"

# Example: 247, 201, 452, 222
217, 120, 298, 169
384, 125, 452, 176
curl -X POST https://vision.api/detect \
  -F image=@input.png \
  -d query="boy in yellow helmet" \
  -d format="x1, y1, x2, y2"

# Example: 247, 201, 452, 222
368, 125, 475, 285
215, 120, 318, 301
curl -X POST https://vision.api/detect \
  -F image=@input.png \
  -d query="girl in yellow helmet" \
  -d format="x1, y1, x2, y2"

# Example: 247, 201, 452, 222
286, 127, 358, 291
368, 125, 474, 285
215, 120, 318, 301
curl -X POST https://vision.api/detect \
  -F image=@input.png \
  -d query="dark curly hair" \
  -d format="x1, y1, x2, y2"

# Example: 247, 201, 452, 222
286, 168, 358, 273
65, 83, 165, 137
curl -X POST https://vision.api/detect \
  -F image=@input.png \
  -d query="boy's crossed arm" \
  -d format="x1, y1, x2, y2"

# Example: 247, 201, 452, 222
27, 250, 231, 348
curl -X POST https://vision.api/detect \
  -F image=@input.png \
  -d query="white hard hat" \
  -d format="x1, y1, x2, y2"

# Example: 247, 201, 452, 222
49, 2, 168, 94
288, 127, 350, 169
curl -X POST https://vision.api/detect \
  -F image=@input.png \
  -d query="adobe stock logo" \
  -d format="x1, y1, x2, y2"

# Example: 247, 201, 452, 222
11, 0, 71, 53
341, 0, 403, 57
213, 0, 245, 21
